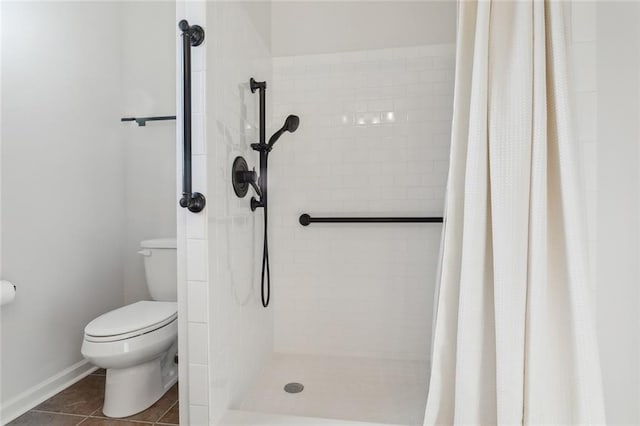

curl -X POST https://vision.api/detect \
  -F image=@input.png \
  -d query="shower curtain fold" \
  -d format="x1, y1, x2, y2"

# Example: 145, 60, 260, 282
424, 1, 606, 425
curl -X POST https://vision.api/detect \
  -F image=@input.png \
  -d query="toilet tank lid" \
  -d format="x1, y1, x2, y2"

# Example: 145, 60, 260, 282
140, 238, 177, 249
85, 301, 177, 338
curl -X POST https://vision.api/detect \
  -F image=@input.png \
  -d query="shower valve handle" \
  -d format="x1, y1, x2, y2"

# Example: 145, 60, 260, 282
236, 169, 262, 198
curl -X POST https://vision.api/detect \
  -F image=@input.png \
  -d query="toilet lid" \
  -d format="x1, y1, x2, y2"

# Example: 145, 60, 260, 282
85, 301, 177, 340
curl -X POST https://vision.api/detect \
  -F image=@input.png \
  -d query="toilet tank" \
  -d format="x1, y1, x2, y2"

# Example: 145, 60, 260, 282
139, 238, 177, 301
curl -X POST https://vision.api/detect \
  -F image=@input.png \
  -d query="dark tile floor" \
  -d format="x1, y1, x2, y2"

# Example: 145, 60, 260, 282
8, 369, 179, 426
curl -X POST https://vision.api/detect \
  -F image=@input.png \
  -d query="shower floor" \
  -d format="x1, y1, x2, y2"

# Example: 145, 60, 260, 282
237, 353, 429, 425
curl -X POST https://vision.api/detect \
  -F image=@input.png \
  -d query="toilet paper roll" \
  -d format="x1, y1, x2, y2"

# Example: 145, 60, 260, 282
0, 280, 16, 306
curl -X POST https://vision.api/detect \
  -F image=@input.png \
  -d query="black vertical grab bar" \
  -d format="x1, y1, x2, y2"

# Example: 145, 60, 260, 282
178, 20, 206, 213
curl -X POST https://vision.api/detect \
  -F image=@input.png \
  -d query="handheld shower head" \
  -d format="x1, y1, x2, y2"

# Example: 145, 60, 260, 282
267, 115, 299, 151
283, 114, 300, 132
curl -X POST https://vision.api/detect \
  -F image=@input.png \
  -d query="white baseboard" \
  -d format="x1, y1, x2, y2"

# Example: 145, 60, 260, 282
0, 359, 97, 425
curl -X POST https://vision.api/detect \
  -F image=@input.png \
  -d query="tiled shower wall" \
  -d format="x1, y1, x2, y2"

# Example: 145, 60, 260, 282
175, 2, 211, 425
270, 44, 455, 360
570, 3, 640, 424
176, 2, 273, 424
206, 1, 273, 423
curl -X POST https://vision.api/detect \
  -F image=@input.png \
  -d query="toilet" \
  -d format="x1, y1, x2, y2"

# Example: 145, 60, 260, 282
81, 238, 178, 418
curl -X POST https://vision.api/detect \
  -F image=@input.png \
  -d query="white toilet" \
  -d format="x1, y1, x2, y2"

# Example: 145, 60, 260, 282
81, 238, 178, 418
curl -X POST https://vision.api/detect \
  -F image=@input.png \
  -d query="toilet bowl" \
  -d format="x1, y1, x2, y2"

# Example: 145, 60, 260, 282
81, 238, 178, 418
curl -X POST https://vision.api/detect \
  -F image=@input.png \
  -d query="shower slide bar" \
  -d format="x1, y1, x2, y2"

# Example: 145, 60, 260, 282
299, 214, 443, 226
121, 116, 176, 127
178, 20, 206, 213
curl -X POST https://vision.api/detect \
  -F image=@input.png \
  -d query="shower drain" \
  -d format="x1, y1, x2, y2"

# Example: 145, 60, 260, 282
284, 382, 304, 394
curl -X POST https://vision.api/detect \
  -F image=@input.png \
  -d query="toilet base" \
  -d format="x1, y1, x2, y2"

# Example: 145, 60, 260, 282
103, 344, 178, 418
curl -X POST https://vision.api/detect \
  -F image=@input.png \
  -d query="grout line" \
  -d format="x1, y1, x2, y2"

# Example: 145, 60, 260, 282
30, 409, 89, 418
28, 408, 160, 425
155, 400, 179, 425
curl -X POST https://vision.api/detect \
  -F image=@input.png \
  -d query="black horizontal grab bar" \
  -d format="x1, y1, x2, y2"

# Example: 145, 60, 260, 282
121, 116, 176, 127
299, 214, 443, 226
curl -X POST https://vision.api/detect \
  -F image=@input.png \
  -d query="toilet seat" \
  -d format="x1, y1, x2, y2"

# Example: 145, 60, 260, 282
85, 301, 177, 343
82, 314, 178, 370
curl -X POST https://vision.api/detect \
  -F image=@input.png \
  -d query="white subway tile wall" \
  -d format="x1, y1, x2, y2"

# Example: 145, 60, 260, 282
187, 281, 209, 323
189, 405, 211, 426
189, 363, 211, 406
188, 323, 210, 365
270, 44, 455, 361
177, 1, 210, 425
206, 2, 274, 423
571, 1, 597, 43
186, 239, 208, 282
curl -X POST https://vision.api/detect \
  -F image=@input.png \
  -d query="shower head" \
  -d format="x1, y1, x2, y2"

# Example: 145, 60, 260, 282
283, 114, 300, 132
267, 115, 300, 151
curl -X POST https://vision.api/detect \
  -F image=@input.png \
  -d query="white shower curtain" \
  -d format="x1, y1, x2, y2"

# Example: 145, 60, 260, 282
424, 1, 606, 425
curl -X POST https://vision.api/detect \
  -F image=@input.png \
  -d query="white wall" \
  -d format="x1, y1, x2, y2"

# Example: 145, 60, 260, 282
570, 2, 640, 425
270, 44, 455, 360
204, 1, 274, 423
271, 1, 456, 56
0, 0, 124, 414
121, 2, 177, 304
594, 3, 640, 425
0, 2, 178, 421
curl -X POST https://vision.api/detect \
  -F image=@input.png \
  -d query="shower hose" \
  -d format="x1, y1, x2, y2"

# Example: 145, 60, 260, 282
261, 205, 270, 307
